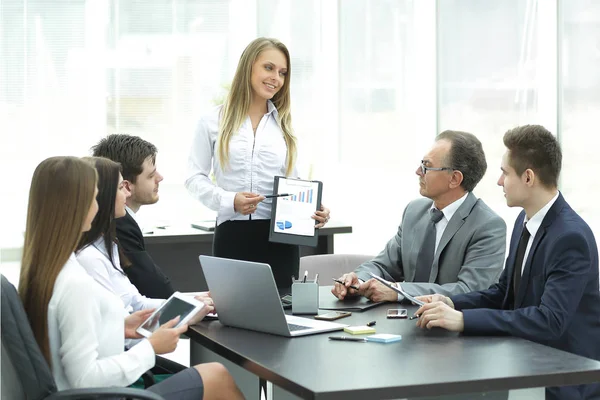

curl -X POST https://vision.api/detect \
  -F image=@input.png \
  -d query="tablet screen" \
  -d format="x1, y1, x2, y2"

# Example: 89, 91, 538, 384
139, 297, 198, 333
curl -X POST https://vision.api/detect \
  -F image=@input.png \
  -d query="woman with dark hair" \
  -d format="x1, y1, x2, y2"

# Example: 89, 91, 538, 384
76, 157, 165, 313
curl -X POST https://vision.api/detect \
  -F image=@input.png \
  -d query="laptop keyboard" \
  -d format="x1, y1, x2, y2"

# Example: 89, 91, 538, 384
287, 323, 311, 332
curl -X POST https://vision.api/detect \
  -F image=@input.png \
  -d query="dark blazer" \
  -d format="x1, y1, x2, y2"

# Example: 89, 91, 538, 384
116, 211, 175, 299
452, 193, 600, 399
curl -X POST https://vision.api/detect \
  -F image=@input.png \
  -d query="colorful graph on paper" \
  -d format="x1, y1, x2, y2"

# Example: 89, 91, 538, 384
282, 189, 314, 203
273, 178, 320, 236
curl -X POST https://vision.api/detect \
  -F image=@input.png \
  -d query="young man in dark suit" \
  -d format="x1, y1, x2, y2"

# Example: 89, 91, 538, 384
92, 135, 175, 299
415, 125, 600, 399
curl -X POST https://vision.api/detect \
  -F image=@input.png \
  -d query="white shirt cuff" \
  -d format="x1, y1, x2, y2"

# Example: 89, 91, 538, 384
127, 338, 156, 372
218, 191, 238, 222
392, 282, 405, 302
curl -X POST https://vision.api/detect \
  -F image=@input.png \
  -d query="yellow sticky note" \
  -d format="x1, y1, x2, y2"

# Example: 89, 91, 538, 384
343, 325, 376, 335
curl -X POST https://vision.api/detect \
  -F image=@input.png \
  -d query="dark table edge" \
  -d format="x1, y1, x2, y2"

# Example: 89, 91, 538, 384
187, 326, 600, 400
186, 327, 315, 399
146, 225, 352, 245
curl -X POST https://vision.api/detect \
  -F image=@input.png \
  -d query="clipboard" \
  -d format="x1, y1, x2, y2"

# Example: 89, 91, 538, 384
269, 176, 323, 247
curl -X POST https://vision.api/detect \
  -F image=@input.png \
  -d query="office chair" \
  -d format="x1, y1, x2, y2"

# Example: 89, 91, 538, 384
0, 274, 164, 400
299, 254, 373, 285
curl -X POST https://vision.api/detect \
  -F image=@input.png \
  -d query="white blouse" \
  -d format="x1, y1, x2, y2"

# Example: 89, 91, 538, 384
77, 237, 164, 313
48, 254, 155, 389
185, 101, 298, 225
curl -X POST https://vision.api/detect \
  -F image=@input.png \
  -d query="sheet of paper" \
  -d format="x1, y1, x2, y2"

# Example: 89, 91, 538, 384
273, 178, 320, 237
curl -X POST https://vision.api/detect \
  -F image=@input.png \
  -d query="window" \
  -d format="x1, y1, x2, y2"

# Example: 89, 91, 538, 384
3, 0, 600, 260
560, 0, 600, 236
437, 0, 557, 231
334, 0, 435, 254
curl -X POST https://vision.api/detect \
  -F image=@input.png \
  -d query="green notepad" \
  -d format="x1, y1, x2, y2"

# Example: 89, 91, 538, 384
343, 325, 376, 335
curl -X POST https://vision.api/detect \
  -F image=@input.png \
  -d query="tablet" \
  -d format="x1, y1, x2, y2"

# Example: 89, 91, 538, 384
269, 176, 323, 247
368, 273, 426, 306
136, 292, 205, 338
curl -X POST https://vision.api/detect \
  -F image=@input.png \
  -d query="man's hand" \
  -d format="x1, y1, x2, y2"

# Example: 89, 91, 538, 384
360, 279, 398, 302
331, 272, 361, 300
148, 317, 188, 355
415, 294, 454, 308
415, 301, 464, 332
124, 309, 155, 339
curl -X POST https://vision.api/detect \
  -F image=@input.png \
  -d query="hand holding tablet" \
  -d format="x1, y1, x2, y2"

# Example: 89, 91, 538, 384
136, 292, 206, 338
367, 273, 426, 306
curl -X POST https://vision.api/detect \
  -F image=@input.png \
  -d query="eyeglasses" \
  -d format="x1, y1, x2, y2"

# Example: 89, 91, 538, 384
420, 161, 453, 175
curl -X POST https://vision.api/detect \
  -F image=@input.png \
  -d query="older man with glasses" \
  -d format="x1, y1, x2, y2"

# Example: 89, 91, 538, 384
332, 130, 507, 303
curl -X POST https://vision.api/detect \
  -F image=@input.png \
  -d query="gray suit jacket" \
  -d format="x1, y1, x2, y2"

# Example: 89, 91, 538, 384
355, 192, 506, 298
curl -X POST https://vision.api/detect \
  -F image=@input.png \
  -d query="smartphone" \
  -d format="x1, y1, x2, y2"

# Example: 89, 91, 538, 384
314, 311, 352, 321
386, 309, 408, 319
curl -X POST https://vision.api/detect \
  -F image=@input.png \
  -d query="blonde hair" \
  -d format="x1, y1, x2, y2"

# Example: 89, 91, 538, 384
218, 37, 297, 176
19, 156, 97, 366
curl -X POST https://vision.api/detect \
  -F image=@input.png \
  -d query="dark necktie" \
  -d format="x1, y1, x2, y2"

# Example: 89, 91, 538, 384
414, 208, 445, 282
512, 223, 531, 308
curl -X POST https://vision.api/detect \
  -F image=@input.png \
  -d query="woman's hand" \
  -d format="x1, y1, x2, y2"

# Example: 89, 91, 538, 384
312, 204, 331, 228
234, 192, 265, 215
148, 317, 187, 355
124, 309, 155, 339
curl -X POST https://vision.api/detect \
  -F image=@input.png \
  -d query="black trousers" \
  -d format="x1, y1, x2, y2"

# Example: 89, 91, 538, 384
213, 219, 299, 289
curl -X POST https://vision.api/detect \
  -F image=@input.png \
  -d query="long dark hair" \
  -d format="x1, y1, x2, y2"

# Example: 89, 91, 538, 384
19, 156, 97, 365
77, 156, 125, 274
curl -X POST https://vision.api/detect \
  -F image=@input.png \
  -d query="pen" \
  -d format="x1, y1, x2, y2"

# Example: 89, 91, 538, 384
409, 315, 420, 320
302, 270, 308, 283
264, 193, 291, 198
366, 320, 376, 327
332, 278, 359, 291
328, 336, 366, 342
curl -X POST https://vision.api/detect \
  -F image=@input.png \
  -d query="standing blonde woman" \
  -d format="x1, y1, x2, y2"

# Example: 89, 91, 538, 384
19, 156, 243, 400
186, 37, 330, 288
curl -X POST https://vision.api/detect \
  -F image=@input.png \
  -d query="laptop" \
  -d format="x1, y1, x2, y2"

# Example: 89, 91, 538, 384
199, 255, 348, 337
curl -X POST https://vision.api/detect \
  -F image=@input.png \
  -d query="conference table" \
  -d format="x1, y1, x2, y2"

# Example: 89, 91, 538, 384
143, 221, 352, 292
187, 287, 600, 400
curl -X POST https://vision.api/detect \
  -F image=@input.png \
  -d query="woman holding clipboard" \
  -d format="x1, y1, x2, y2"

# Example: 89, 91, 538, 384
185, 37, 330, 288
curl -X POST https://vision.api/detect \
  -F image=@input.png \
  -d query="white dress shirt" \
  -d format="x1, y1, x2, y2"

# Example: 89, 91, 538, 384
126, 205, 140, 225
185, 101, 298, 225
431, 192, 469, 253
48, 254, 155, 389
518, 191, 560, 275
77, 237, 165, 313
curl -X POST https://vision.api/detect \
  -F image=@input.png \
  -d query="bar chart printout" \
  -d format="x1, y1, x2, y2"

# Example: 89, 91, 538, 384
273, 178, 320, 237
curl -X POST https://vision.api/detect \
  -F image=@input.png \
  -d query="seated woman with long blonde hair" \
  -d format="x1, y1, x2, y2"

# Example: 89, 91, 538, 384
19, 156, 243, 400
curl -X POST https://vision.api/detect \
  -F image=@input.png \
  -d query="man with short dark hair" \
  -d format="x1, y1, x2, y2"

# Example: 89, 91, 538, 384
332, 130, 507, 302
415, 125, 600, 399
92, 134, 174, 299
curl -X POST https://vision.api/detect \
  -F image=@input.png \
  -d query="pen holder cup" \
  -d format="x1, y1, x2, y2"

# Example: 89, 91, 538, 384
291, 281, 319, 315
